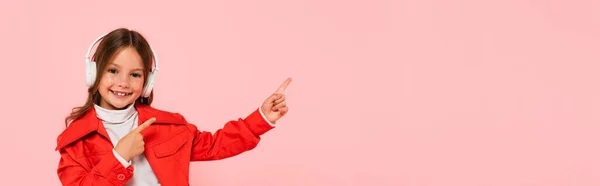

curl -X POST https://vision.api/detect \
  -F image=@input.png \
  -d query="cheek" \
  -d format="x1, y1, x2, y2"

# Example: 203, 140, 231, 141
131, 79, 145, 93
98, 74, 115, 89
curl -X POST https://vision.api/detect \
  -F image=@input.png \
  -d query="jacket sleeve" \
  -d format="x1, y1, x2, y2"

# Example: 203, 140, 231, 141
187, 108, 275, 161
57, 147, 134, 186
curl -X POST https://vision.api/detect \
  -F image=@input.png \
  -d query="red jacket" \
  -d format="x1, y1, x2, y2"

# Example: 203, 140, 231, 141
56, 104, 274, 185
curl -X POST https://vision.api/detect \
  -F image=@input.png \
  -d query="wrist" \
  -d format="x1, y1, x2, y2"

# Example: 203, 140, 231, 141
115, 148, 131, 161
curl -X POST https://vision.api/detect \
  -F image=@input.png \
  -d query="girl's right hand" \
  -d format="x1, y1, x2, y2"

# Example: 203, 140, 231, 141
114, 117, 156, 161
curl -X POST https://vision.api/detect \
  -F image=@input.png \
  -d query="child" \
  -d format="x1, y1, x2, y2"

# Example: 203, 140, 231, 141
56, 28, 291, 186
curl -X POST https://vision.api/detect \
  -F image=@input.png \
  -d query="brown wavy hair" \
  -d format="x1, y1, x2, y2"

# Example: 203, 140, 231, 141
64, 28, 155, 127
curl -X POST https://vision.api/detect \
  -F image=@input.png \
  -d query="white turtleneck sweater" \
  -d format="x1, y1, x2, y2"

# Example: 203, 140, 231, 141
93, 104, 275, 186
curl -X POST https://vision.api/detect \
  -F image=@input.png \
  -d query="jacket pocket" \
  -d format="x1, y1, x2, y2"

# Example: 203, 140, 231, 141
153, 133, 188, 158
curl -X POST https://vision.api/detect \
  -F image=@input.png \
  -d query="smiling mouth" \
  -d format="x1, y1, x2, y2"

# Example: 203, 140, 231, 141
110, 90, 133, 97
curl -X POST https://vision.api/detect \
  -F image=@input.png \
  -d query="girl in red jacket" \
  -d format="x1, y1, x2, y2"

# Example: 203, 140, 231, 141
56, 28, 291, 186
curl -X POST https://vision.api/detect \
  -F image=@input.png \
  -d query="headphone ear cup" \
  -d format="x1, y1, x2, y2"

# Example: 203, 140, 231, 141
86, 61, 97, 87
142, 71, 156, 98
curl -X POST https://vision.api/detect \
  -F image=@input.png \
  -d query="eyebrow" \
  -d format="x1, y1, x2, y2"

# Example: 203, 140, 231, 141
109, 63, 144, 71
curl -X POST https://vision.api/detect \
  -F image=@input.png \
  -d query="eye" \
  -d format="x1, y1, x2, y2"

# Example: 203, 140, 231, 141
131, 73, 142, 78
107, 68, 117, 74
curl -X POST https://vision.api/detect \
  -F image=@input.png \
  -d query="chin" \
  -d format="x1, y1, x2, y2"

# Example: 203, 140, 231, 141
107, 99, 136, 110
99, 90, 140, 110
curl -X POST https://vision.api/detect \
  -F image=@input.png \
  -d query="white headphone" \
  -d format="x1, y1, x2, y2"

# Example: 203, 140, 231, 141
85, 33, 159, 98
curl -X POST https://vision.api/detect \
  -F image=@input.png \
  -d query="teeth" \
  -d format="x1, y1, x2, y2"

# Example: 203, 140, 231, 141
112, 91, 128, 96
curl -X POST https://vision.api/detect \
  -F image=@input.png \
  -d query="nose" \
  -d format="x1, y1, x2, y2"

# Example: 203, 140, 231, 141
115, 73, 130, 88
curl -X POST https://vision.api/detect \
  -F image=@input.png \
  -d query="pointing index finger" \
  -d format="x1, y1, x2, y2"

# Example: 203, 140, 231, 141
275, 78, 292, 94
134, 117, 156, 133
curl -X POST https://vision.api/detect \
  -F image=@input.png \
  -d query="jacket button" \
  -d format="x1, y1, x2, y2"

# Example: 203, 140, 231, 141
117, 174, 126, 181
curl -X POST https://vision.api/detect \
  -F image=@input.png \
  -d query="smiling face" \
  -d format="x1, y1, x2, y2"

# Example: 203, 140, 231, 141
97, 47, 145, 110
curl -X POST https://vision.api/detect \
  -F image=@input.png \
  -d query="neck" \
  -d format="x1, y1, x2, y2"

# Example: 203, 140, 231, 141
93, 103, 137, 124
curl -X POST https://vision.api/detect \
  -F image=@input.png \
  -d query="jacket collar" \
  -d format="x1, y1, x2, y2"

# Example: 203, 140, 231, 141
56, 104, 186, 151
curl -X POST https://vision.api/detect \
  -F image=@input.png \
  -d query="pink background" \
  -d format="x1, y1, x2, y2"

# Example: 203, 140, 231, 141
1, 0, 599, 185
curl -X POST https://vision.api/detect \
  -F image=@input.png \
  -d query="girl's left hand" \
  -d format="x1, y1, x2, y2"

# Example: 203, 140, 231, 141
261, 78, 292, 123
